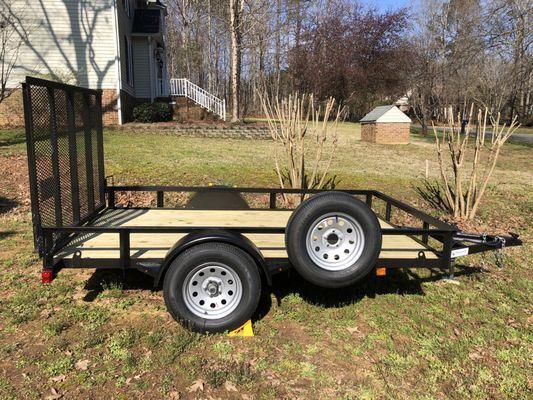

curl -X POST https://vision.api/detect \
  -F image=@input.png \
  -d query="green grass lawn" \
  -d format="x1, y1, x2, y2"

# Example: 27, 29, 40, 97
0, 126, 531, 399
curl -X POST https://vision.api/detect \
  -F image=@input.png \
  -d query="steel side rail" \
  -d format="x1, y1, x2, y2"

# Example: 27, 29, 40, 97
42, 226, 450, 236
105, 185, 456, 231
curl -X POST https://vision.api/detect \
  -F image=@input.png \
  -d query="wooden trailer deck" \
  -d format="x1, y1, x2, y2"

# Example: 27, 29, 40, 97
54, 209, 438, 265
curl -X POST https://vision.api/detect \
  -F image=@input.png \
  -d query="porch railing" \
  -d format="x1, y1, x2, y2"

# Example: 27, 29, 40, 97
169, 78, 226, 121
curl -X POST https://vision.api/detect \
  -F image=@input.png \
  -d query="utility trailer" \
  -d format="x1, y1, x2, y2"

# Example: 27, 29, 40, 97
22, 77, 522, 333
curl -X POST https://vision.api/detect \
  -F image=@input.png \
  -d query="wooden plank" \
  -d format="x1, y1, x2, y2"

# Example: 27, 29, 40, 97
55, 209, 439, 262
66, 232, 428, 250
94, 209, 292, 228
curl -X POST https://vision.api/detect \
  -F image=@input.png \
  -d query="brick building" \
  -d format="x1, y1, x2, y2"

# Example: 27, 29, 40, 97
0, 0, 169, 127
360, 105, 411, 144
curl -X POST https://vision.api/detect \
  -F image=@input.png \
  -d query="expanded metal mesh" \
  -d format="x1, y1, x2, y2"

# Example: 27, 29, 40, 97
23, 77, 105, 255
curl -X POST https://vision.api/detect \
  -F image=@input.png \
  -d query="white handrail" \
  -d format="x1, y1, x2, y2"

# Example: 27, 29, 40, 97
169, 78, 226, 121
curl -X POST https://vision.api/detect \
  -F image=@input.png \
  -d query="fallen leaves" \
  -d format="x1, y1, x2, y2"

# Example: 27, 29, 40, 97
45, 387, 62, 400
50, 375, 66, 383
74, 359, 90, 371
468, 351, 483, 360
72, 290, 86, 301
224, 380, 238, 392
187, 379, 205, 393
125, 374, 142, 385
346, 326, 359, 334
167, 391, 180, 400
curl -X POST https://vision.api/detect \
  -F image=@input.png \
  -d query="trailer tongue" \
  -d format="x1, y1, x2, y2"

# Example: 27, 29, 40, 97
451, 232, 521, 269
22, 77, 522, 332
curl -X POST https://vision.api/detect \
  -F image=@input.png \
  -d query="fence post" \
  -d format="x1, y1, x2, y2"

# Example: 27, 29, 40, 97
269, 193, 276, 209
365, 193, 373, 208
120, 230, 131, 279
422, 222, 429, 244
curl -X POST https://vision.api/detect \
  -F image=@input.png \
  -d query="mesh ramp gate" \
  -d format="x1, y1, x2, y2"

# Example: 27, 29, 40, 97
22, 77, 105, 255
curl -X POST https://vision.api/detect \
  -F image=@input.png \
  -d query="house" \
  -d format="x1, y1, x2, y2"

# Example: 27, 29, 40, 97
0, 0, 169, 125
360, 105, 411, 144
394, 94, 410, 113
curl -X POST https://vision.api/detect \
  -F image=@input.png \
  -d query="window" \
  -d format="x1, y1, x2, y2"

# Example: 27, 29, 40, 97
124, 36, 133, 85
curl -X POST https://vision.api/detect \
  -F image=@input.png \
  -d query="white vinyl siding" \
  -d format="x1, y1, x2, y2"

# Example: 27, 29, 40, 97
115, 0, 134, 95
132, 38, 151, 99
5, 0, 117, 89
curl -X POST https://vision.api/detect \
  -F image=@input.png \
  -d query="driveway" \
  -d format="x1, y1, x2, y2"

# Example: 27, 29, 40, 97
415, 126, 533, 144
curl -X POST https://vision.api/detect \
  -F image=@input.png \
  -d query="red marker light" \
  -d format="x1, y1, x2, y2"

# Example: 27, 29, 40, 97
41, 269, 53, 284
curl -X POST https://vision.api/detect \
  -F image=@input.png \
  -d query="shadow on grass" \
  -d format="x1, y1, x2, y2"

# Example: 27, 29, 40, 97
0, 131, 26, 147
0, 231, 17, 240
268, 264, 484, 309
414, 179, 452, 214
79, 264, 484, 323
82, 269, 154, 302
0, 196, 18, 214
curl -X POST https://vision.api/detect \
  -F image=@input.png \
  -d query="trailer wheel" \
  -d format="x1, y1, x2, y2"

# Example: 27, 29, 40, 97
163, 243, 261, 333
286, 192, 382, 288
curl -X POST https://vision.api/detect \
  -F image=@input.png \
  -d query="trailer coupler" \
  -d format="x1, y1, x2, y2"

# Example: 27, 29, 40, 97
453, 231, 521, 247
450, 231, 522, 265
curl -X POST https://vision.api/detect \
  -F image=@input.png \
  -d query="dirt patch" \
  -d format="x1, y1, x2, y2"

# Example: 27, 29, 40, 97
449, 215, 526, 236
0, 154, 30, 215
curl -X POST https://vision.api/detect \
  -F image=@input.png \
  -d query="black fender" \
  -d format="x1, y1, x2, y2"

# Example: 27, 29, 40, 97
153, 229, 272, 288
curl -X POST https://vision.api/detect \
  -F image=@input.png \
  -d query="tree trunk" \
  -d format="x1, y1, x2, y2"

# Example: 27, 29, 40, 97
274, 0, 282, 99
229, 0, 243, 122
207, 0, 213, 93
421, 115, 428, 136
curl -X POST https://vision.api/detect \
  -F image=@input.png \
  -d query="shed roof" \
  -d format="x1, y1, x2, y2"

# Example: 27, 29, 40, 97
360, 105, 411, 123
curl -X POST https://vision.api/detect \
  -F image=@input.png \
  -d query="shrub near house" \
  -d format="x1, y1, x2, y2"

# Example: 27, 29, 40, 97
133, 102, 172, 123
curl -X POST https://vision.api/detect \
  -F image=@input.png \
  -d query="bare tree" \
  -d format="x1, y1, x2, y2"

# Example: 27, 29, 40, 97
229, 0, 243, 122
164, 0, 531, 124
0, 1, 25, 103
289, 1, 412, 119
413, 0, 533, 126
260, 93, 344, 205
432, 105, 520, 220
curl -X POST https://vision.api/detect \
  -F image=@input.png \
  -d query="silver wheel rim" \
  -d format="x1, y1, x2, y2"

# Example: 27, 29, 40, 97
182, 262, 243, 320
305, 212, 365, 271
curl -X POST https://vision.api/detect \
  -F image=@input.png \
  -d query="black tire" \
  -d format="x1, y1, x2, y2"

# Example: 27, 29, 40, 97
163, 243, 261, 333
285, 191, 382, 288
